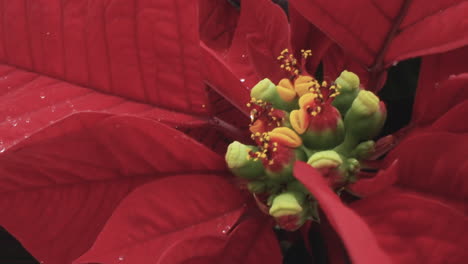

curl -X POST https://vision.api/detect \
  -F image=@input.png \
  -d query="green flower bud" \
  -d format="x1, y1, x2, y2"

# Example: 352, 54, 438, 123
350, 140, 375, 159
307, 150, 355, 188
225, 141, 264, 179
250, 78, 298, 111
307, 150, 343, 169
269, 191, 307, 231
333, 70, 361, 116
344, 90, 387, 142
247, 181, 267, 193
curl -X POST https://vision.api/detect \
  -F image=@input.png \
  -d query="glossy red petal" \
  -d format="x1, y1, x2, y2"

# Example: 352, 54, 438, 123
412, 47, 468, 126
201, 43, 250, 116
225, 0, 290, 87
0, 65, 214, 151
351, 187, 468, 264
289, 5, 333, 75
0, 116, 226, 264
413, 74, 468, 128
293, 162, 392, 264
321, 44, 380, 89
75, 174, 281, 264
199, 0, 239, 54
290, 0, 468, 90
386, 132, 468, 204
0, 0, 207, 113
350, 161, 399, 197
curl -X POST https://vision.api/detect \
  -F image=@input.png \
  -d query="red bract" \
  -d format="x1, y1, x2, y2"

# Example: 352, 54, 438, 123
0, 0, 278, 263
290, 0, 468, 91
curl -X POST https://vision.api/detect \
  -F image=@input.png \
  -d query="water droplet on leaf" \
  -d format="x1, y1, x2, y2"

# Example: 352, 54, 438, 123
240, 78, 245, 83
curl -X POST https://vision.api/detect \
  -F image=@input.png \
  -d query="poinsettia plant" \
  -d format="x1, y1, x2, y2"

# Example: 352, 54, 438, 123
0, 0, 467, 264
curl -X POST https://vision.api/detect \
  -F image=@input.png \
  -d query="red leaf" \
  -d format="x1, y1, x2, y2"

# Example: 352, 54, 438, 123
351, 187, 468, 264
413, 74, 468, 128
385, 132, 468, 203
199, 0, 240, 54
201, 44, 250, 117
0, 0, 208, 113
289, 5, 333, 75
225, 0, 290, 87
0, 65, 214, 152
321, 44, 381, 88
0, 116, 226, 264
293, 162, 392, 264
75, 174, 281, 264
290, 0, 468, 90
412, 47, 468, 126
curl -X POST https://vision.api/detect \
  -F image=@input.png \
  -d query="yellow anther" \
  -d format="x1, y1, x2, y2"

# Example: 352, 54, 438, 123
290, 109, 308, 135
270, 127, 302, 148
322, 81, 328, 87
277, 78, 296, 102
298, 93, 317, 109
294, 75, 315, 97
246, 103, 251, 107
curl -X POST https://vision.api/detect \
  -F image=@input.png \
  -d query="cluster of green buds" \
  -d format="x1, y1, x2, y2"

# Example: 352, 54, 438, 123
225, 49, 386, 231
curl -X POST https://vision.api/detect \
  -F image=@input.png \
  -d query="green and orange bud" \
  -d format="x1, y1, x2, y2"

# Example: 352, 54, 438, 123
252, 127, 306, 182
344, 90, 387, 142
294, 75, 319, 97
290, 93, 344, 149
225, 141, 264, 179
308, 150, 359, 188
333, 70, 361, 116
350, 140, 376, 159
269, 191, 307, 231
250, 78, 297, 111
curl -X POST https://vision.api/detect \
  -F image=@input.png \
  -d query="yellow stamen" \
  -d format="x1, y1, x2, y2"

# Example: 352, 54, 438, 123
269, 127, 302, 148
298, 93, 317, 109
276, 78, 296, 102
290, 110, 309, 135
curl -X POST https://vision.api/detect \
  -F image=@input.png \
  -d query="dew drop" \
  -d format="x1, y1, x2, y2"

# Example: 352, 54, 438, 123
11, 120, 18, 127
39, 93, 46, 99
0, 147, 5, 153
221, 225, 231, 235
240, 78, 246, 83
25, 117, 31, 124
392, 61, 398, 66
118, 256, 124, 261
241, 54, 246, 58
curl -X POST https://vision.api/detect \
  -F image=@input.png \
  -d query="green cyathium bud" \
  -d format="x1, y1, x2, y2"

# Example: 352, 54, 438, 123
344, 90, 386, 143
333, 70, 360, 116
350, 140, 376, 159
225, 141, 264, 179
307, 150, 343, 169
251, 78, 297, 111
269, 191, 305, 218
269, 191, 309, 231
